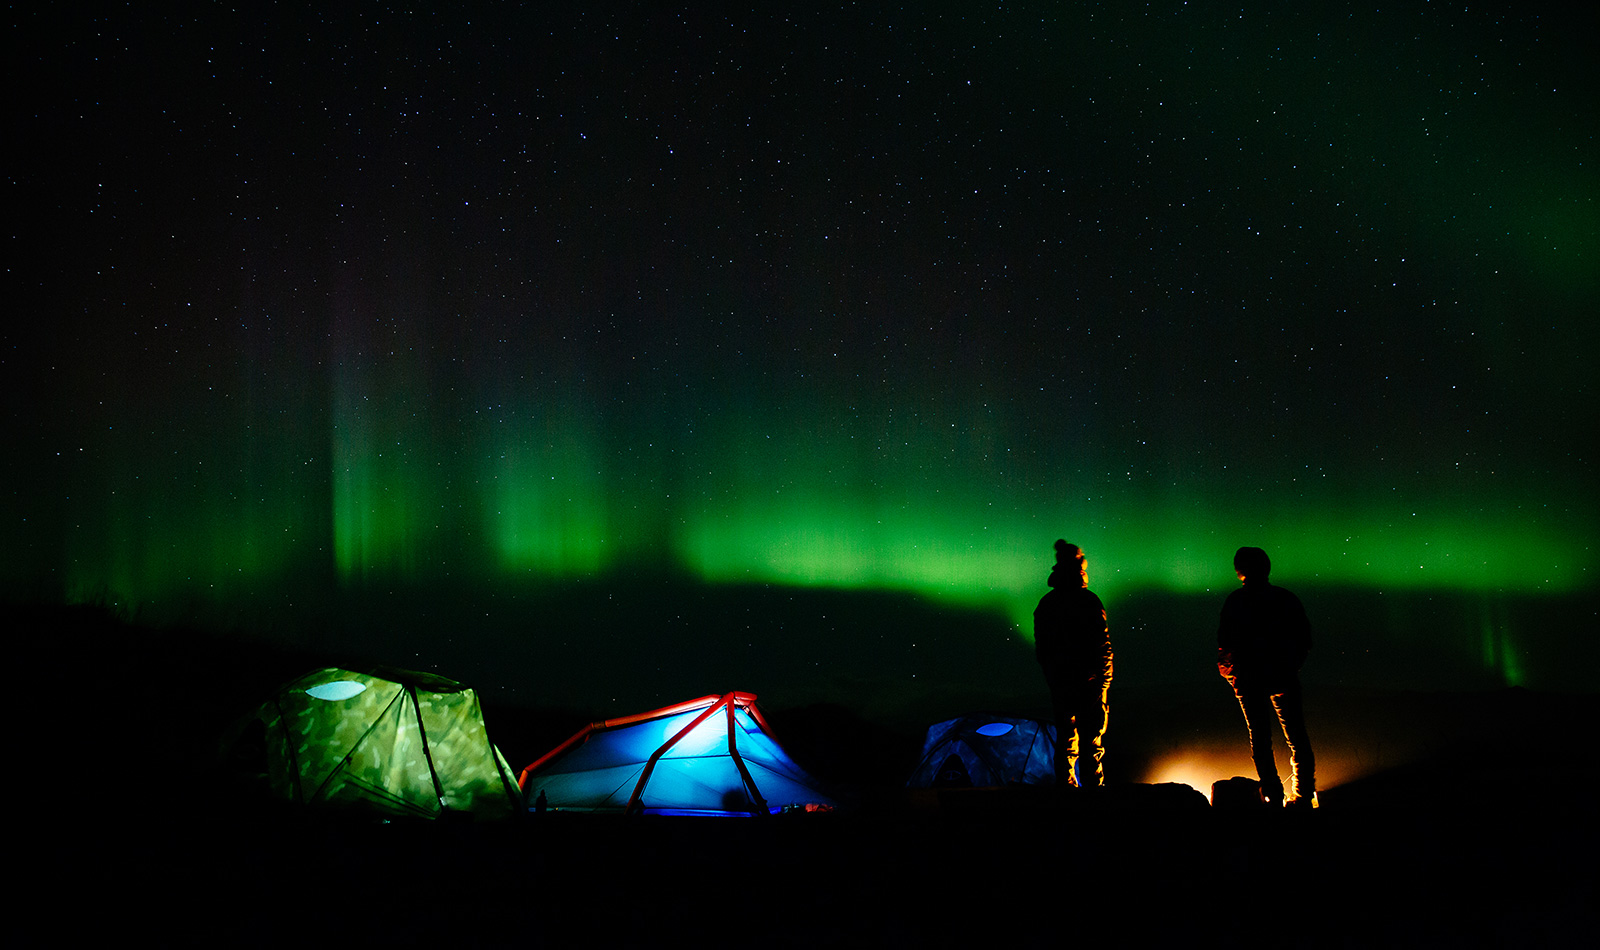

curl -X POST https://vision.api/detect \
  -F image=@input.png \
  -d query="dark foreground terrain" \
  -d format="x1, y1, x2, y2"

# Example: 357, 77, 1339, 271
22, 604, 1598, 947
45, 785, 1597, 948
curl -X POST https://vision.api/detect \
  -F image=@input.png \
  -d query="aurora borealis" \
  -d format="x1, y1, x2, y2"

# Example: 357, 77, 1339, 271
6, 3, 1595, 702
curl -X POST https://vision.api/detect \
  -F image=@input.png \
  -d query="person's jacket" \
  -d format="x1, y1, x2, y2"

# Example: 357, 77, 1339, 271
1034, 571, 1112, 680
1217, 581, 1311, 693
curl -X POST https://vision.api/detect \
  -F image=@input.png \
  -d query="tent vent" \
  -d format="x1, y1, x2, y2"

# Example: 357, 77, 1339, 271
305, 681, 367, 701
976, 722, 1015, 737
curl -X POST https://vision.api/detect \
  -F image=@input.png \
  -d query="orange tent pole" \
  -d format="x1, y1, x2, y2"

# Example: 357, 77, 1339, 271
518, 723, 595, 791
725, 697, 771, 816
517, 694, 729, 791
624, 693, 734, 815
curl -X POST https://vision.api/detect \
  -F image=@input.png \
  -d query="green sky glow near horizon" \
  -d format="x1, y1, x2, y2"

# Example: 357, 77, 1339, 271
32, 405, 1590, 640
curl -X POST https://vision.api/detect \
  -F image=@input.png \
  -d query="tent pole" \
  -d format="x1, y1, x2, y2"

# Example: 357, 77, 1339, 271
305, 688, 405, 805
726, 699, 771, 816
408, 686, 449, 812
467, 692, 523, 808
271, 696, 304, 805
739, 694, 783, 745
518, 723, 596, 790
625, 693, 733, 815
517, 694, 731, 790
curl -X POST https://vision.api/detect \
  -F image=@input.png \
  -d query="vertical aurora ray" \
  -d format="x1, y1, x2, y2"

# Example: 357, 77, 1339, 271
43, 301, 332, 619
481, 404, 612, 576
1477, 595, 1524, 688
331, 365, 421, 582
57, 434, 323, 619
327, 281, 462, 585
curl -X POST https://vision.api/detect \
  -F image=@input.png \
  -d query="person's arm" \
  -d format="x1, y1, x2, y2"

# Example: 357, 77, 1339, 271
1217, 596, 1240, 685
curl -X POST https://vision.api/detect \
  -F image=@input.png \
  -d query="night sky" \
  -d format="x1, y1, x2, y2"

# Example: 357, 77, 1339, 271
7, 3, 1596, 708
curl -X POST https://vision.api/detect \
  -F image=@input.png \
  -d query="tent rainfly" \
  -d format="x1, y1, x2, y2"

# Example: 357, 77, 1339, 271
906, 714, 1058, 788
518, 691, 835, 816
250, 667, 521, 820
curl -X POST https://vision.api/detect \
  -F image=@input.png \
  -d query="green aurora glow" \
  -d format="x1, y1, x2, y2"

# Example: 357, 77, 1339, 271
34, 390, 1590, 640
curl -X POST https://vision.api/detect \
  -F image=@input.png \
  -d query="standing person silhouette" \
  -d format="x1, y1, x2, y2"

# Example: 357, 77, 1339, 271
1217, 546, 1316, 808
1034, 540, 1113, 787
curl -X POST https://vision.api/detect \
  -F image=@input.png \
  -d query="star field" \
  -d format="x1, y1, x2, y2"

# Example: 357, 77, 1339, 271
5, 3, 1595, 657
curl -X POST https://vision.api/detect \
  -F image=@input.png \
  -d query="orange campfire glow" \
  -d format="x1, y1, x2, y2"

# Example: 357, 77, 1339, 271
1143, 749, 1261, 802
1143, 744, 1364, 803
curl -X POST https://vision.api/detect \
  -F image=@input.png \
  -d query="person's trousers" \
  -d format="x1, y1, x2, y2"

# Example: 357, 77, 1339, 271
1235, 682, 1314, 802
1052, 676, 1111, 787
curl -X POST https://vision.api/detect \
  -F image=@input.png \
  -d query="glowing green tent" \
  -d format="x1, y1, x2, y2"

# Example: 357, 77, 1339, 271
250, 667, 521, 820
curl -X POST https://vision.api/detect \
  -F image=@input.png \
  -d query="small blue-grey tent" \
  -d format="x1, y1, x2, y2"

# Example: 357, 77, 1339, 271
518, 692, 835, 816
906, 714, 1057, 788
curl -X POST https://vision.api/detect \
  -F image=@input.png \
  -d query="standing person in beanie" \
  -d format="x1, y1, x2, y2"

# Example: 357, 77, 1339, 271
1033, 540, 1113, 787
1217, 546, 1316, 808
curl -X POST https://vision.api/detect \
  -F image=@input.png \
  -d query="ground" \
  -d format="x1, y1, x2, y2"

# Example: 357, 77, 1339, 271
21, 604, 1598, 947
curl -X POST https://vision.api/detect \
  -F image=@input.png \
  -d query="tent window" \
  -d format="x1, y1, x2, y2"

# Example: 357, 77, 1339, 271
975, 722, 1014, 737
306, 681, 368, 701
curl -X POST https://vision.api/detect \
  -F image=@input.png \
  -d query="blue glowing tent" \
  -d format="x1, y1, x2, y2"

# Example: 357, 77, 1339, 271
906, 714, 1058, 788
517, 692, 835, 816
